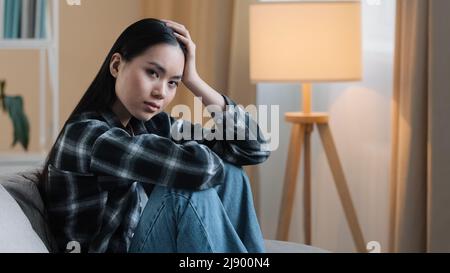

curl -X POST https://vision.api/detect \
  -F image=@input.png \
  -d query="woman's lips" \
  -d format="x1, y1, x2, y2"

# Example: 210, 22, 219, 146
144, 101, 161, 112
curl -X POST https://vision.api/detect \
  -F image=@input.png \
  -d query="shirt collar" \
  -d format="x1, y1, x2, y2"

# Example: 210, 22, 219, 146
99, 108, 147, 136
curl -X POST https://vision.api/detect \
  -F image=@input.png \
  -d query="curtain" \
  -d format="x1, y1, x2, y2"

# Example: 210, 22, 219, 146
389, 0, 450, 252
142, 0, 261, 212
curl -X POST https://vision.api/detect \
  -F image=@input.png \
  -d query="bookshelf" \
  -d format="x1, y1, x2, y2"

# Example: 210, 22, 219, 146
0, 0, 59, 153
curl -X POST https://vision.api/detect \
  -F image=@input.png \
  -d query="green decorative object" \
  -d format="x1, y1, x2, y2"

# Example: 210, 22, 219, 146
0, 80, 30, 151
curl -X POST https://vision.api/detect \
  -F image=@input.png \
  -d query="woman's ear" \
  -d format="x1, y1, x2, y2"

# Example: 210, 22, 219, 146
109, 53, 122, 78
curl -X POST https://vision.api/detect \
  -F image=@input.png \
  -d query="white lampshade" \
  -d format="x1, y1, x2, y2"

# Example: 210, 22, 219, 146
250, 1, 362, 83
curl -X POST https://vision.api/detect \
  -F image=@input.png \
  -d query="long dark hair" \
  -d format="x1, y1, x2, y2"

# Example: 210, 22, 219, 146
38, 18, 187, 190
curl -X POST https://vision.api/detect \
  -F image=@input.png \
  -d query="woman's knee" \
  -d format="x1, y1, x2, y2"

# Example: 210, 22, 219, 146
165, 162, 246, 196
221, 162, 251, 189
152, 162, 250, 213
162, 184, 220, 214
222, 162, 245, 175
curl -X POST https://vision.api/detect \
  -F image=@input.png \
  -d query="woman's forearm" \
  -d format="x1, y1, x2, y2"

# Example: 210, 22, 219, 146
184, 75, 226, 111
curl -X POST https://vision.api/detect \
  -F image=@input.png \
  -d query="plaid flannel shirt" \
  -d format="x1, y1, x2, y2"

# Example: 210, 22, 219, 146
43, 95, 270, 253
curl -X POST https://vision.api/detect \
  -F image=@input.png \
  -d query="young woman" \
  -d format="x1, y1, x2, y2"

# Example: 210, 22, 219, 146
40, 18, 270, 253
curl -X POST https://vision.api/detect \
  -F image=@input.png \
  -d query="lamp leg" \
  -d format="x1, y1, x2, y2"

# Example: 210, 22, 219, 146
317, 123, 366, 252
304, 124, 313, 245
277, 124, 305, 241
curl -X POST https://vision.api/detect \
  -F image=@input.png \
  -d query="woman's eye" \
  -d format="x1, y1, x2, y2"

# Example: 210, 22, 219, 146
147, 69, 158, 78
169, 81, 179, 88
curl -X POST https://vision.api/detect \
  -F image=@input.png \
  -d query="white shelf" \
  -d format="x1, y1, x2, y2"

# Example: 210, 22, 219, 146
0, 0, 59, 154
0, 39, 52, 49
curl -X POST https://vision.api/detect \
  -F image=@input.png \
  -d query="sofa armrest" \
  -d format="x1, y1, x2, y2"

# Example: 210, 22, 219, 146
0, 184, 48, 253
264, 239, 330, 253
0, 167, 57, 252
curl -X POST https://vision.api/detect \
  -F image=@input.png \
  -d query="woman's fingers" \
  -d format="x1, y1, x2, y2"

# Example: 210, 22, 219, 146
161, 19, 191, 40
173, 32, 186, 40
173, 32, 189, 46
168, 23, 190, 39
160, 18, 184, 29
174, 32, 196, 55
159, 19, 196, 56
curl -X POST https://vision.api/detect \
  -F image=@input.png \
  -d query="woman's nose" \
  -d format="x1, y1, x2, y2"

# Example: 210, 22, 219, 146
151, 85, 166, 99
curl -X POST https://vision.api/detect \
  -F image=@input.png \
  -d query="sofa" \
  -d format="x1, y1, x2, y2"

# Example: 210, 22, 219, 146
0, 166, 327, 253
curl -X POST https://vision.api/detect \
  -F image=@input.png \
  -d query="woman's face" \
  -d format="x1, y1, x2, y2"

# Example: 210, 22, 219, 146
110, 43, 185, 123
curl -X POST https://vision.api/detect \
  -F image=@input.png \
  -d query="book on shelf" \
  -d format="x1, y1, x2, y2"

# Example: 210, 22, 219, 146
3, 0, 12, 38
0, 0, 4, 39
1, 0, 49, 40
34, 0, 47, 39
21, 0, 36, 39
11, 0, 22, 38
3, 0, 21, 39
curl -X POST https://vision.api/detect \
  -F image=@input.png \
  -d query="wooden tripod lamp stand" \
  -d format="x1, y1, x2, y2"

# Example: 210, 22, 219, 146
250, 2, 366, 252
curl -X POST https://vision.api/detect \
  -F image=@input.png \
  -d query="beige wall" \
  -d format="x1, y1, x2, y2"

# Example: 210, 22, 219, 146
0, 0, 144, 153
0, 50, 41, 153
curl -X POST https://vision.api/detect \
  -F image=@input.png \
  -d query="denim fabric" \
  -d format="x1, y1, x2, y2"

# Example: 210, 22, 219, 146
129, 162, 265, 253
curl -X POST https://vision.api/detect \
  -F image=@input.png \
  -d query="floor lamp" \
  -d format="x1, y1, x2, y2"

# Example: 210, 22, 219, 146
250, 2, 366, 252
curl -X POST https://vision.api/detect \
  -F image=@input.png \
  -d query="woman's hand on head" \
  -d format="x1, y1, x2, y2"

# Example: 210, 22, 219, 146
160, 18, 224, 108
160, 19, 201, 90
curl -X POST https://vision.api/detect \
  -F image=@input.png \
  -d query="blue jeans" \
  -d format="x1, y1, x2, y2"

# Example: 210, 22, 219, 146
129, 163, 265, 253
